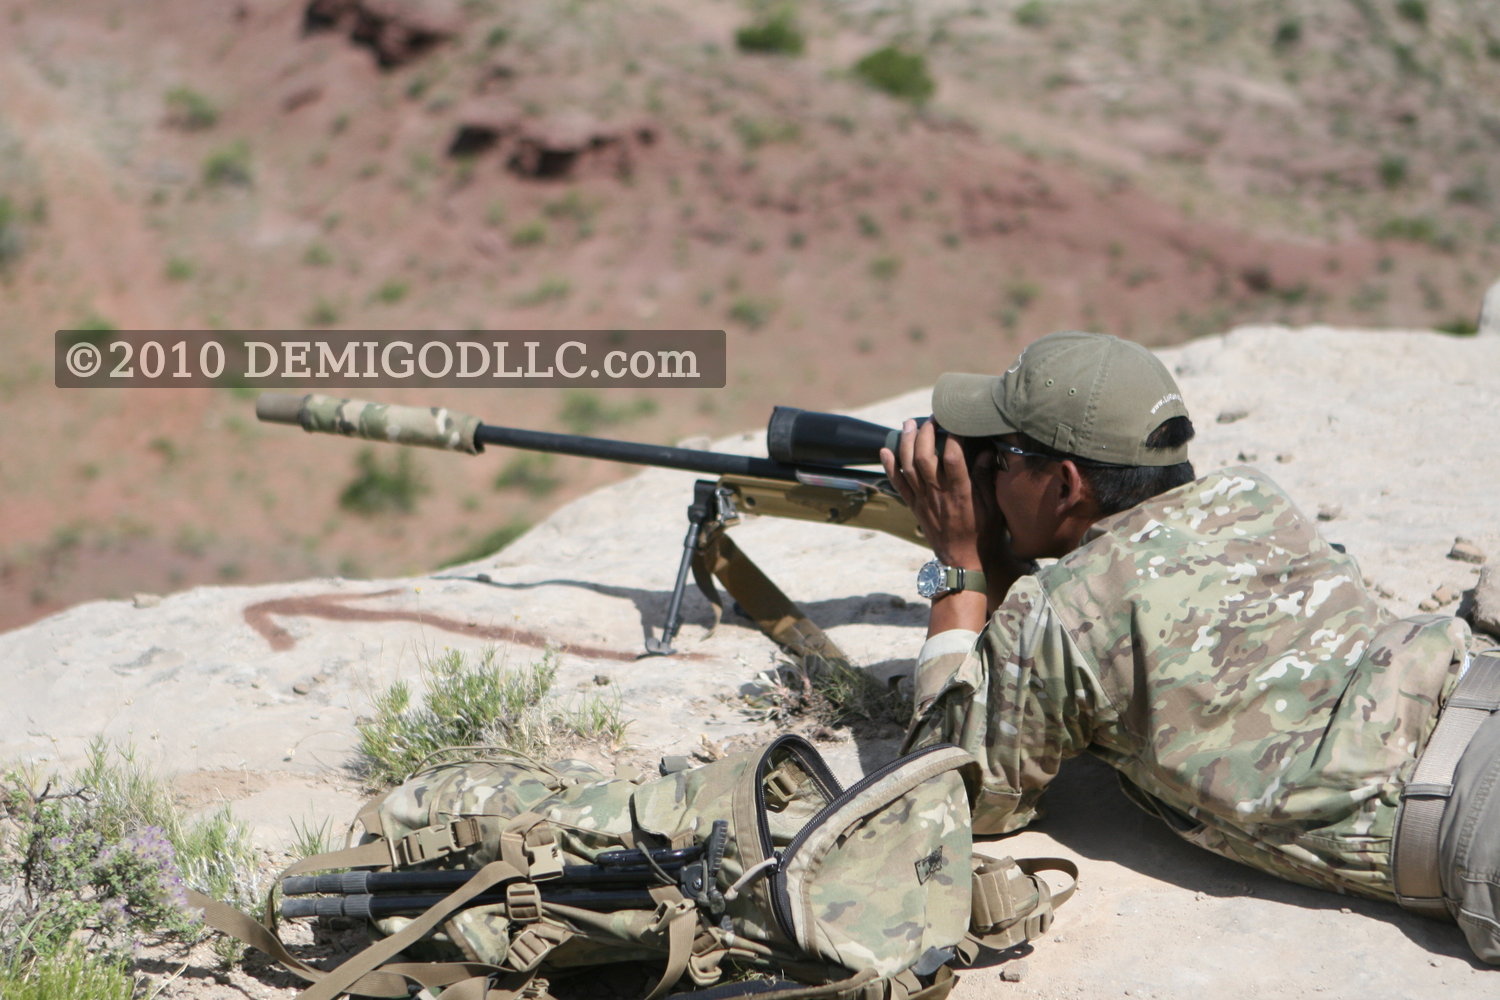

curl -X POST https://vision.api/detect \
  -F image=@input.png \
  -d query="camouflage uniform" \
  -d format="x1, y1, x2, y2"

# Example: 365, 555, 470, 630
905, 466, 1472, 901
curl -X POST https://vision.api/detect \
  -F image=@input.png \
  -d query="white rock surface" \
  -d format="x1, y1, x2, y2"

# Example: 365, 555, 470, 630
4, 325, 1499, 999
1481, 279, 1500, 336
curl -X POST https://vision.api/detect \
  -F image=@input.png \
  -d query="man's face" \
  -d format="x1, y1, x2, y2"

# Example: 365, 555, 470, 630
984, 434, 1059, 561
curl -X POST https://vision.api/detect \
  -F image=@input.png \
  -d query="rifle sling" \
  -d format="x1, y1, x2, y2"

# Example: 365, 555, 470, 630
692, 526, 848, 664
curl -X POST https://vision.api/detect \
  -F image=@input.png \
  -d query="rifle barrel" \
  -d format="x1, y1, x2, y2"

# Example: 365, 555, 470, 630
476, 423, 843, 482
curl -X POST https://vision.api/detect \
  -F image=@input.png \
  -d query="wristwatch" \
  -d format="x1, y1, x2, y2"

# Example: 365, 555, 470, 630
915, 559, 987, 599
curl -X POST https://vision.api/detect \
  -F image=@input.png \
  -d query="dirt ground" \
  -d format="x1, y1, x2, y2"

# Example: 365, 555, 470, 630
3, 0, 1498, 633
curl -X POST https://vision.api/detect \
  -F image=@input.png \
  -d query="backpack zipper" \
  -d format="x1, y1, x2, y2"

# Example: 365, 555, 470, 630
766, 743, 961, 943
750, 735, 842, 938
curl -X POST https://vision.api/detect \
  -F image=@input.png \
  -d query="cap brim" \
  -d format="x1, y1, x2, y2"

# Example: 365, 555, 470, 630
932, 372, 1019, 437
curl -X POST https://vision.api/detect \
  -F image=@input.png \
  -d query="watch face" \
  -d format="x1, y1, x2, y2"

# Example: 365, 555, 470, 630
916, 560, 946, 599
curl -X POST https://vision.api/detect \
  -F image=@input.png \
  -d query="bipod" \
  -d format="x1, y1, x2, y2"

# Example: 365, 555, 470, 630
645, 480, 733, 656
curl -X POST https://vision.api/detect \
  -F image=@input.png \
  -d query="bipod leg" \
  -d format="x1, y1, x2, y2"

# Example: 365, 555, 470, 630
645, 480, 722, 656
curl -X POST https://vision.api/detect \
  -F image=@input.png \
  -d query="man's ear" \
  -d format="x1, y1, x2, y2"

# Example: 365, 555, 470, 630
1053, 460, 1093, 516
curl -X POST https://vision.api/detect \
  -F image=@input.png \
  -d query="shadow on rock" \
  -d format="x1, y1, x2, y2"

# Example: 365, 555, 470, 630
1009, 754, 1482, 966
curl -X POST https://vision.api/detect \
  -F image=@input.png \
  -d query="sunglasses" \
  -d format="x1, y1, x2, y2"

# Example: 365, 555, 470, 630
990, 439, 1060, 471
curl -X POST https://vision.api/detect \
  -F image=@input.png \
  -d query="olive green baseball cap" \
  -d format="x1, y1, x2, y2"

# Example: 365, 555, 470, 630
932, 331, 1190, 466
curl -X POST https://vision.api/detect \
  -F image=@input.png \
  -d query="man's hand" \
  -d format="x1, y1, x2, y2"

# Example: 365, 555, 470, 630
881, 419, 996, 634
881, 418, 986, 572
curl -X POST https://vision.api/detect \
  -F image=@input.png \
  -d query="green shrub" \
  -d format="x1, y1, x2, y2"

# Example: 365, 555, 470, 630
869, 254, 901, 281
494, 453, 561, 497
853, 47, 935, 104
727, 295, 777, 329
164, 255, 196, 281
1008, 279, 1041, 309
1435, 317, 1478, 336
735, 8, 805, 56
0, 196, 23, 268
338, 447, 428, 515
510, 221, 547, 247
1374, 215, 1444, 245
558, 391, 656, 434
202, 141, 252, 187
306, 297, 340, 326
733, 117, 801, 150
164, 86, 219, 130
303, 242, 334, 266
1378, 154, 1408, 189
0, 947, 136, 1000
1014, 1, 1050, 28
1449, 175, 1491, 206
355, 649, 626, 785
1395, 0, 1427, 26
374, 279, 409, 304
0, 741, 260, 981
1272, 17, 1302, 50
511, 276, 571, 307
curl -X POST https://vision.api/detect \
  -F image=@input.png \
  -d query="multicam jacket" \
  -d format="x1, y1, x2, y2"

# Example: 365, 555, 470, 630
905, 466, 1472, 900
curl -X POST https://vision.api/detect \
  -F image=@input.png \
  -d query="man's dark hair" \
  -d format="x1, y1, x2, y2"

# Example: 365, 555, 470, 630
1019, 416, 1196, 516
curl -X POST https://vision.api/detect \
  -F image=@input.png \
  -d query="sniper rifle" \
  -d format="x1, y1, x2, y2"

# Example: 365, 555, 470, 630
255, 393, 943, 660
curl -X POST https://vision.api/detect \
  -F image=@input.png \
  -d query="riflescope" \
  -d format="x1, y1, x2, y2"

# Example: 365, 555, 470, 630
765, 407, 948, 467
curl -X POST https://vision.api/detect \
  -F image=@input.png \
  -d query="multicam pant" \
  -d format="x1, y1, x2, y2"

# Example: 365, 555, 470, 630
1441, 709, 1500, 964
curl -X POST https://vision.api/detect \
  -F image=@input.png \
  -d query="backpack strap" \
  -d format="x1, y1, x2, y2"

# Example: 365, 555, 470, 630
642, 889, 700, 1000
295, 858, 529, 1000
186, 889, 505, 998
962, 856, 1078, 957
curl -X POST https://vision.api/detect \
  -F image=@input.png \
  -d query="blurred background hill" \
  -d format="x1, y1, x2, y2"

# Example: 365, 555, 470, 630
2, 0, 1497, 631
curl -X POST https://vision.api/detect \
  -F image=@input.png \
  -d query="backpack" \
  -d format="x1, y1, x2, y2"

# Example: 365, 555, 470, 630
191, 735, 1075, 1000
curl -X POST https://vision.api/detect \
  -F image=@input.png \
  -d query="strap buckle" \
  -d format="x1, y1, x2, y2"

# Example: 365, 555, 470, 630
506, 922, 569, 972
505, 882, 542, 924
392, 818, 482, 867
523, 825, 563, 881
762, 765, 800, 812
499, 819, 563, 881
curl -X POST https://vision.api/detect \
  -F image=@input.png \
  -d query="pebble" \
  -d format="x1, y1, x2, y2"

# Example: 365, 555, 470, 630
1433, 585, 1461, 605
1419, 599, 1440, 612
1000, 962, 1029, 982
1217, 409, 1249, 424
132, 592, 162, 608
1316, 503, 1342, 521
1449, 538, 1486, 565
1236, 450, 1258, 463
593, 674, 611, 686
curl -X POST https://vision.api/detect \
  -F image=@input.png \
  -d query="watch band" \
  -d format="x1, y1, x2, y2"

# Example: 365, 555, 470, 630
941, 565, 986, 594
